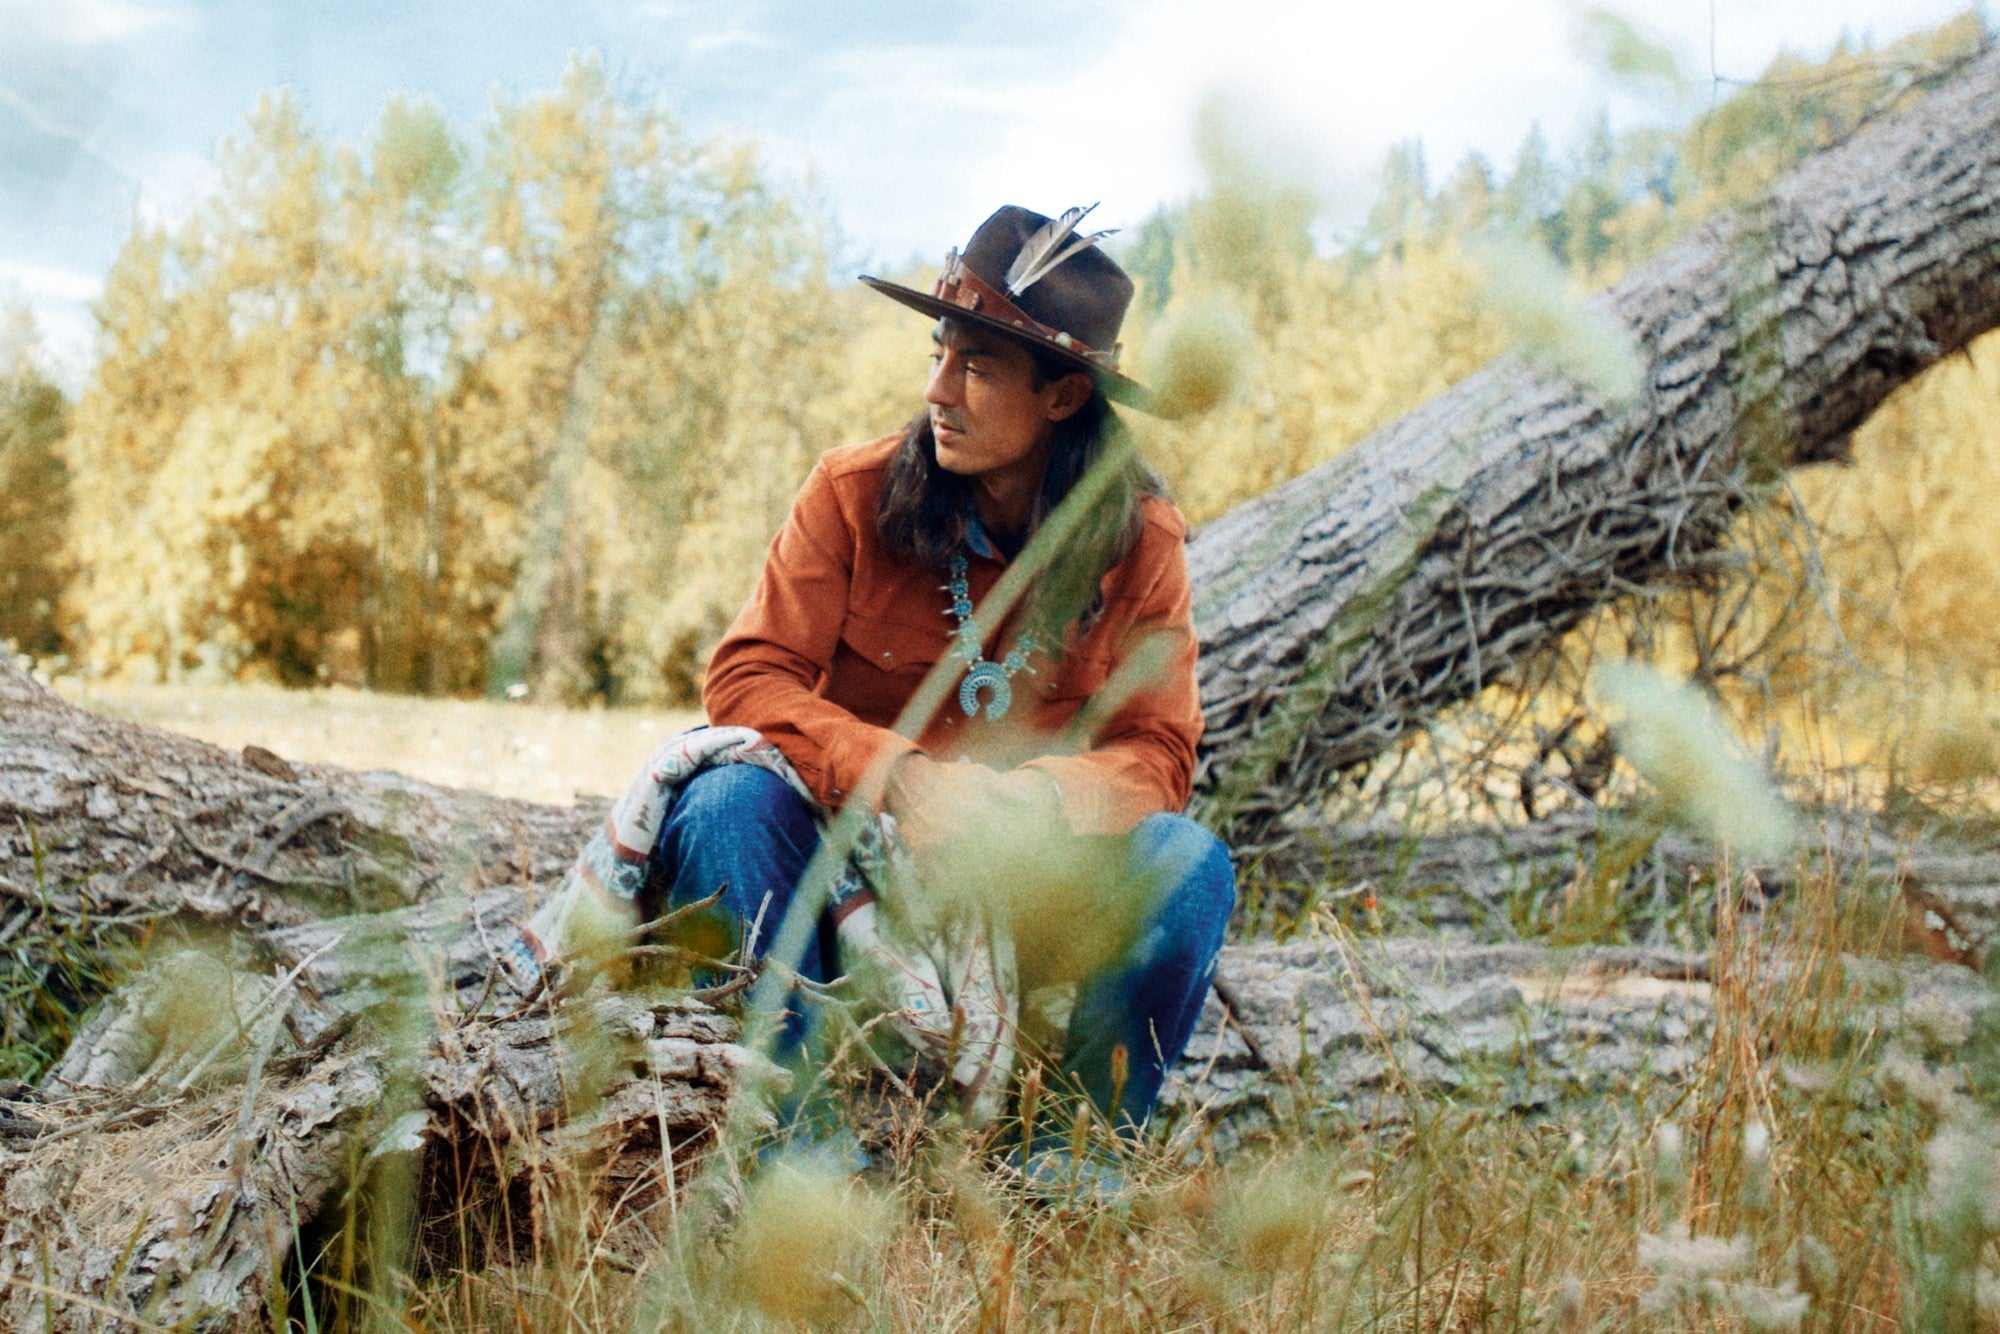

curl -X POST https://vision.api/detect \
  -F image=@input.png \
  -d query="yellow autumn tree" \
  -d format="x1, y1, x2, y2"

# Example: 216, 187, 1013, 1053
60, 60, 860, 704
0, 306, 70, 661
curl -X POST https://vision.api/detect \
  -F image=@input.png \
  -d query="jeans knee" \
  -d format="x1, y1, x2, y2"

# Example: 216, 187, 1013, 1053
655, 764, 820, 919
670, 764, 816, 843
654, 764, 822, 965
1133, 813, 1237, 939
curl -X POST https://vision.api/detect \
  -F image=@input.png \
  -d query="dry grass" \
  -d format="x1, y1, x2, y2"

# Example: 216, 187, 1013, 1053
50, 679, 701, 805
355, 850, 1965, 1333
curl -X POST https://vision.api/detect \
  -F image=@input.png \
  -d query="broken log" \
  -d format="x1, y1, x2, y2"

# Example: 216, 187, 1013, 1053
1, 931, 747, 1331
1189, 44, 2000, 852
1161, 935, 1995, 1156
0, 651, 597, 931
1249, 807, 2000, 961
0, 665, 761, 1328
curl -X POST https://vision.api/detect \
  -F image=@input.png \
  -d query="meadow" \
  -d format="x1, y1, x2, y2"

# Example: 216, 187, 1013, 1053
51, 679, 699, 805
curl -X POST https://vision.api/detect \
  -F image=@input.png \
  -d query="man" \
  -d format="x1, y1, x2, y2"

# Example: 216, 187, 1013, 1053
659, 205, 1234, 1141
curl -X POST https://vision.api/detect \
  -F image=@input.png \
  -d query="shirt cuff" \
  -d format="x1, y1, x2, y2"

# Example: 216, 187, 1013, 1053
823, 725, 922, 812
1021, 755, 1144, 836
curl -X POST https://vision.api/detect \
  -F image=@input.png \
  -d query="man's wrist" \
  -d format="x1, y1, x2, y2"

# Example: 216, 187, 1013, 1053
882, 748, 932, 814
1006, 763, 1066, 821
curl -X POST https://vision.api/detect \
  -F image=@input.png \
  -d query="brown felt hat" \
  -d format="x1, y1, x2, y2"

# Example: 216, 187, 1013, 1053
861, 204, 1160, 415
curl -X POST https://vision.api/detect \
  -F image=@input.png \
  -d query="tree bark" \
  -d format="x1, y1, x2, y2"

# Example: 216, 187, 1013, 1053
0, 646, 598, 931
0, 664, 756, 1329
1160, 930, 1995, 1157
1188, 44, 2000, 852
1250, 807, 2000, 965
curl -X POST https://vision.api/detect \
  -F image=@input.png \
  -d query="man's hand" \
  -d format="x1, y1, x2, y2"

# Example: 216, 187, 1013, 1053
883, 752, 992, 865
883, 753, 1067, 896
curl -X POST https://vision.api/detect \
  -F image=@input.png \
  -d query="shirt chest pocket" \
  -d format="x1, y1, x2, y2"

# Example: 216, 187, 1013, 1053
1037, 640, 1115, 702
1036, 597, 1149, 703
835, 611, 944, 681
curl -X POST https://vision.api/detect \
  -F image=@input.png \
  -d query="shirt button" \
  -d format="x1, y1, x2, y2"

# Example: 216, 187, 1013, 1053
881, 651, 893, 662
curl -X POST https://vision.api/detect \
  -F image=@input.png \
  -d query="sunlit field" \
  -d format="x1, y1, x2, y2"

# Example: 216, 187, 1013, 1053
51, 679, 699, 804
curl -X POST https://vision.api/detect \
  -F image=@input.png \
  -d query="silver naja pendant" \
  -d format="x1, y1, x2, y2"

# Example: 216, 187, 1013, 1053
959, 662, 1012, 720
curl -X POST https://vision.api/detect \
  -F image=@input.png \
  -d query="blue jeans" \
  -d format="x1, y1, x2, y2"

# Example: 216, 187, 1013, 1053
647, 764, 1236, 1132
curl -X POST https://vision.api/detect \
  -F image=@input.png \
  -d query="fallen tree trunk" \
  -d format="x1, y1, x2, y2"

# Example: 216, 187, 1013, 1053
1189, 43, 2000, 852
1252, 807, 2000, 963
0, 663, 758, 1328
2, 901, 747, 1331
1161, 933, 1995, 1156
0, 658, 597, 924
12, 659, 2000, 1325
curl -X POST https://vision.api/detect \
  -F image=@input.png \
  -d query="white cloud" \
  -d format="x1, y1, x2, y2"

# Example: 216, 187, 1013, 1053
687, 27, 774, 55
804, 0, 1978, 258
24, 303, 94, 387
0, 274, 98, 386
0, 0, 1978, 379
1, 0, 190, 46
0, 261, 102, 304
128, 148, 220, 232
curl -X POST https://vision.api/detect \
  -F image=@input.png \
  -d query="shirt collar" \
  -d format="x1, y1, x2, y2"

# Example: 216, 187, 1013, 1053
965, 513, 1001, 562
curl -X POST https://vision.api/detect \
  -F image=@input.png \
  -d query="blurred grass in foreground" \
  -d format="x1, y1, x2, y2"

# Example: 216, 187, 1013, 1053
50, 679, 700, 804
385, 840, 1966, 1332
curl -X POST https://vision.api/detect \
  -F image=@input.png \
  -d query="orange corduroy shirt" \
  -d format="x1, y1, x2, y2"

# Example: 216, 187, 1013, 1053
702, 433, 1203, 837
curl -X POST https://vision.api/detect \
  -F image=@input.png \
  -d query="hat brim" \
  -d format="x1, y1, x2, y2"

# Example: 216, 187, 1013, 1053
859, 276, 1162, 417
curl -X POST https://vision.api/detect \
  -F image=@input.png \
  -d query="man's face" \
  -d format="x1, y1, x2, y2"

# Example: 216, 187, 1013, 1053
925, 319, 1087, 483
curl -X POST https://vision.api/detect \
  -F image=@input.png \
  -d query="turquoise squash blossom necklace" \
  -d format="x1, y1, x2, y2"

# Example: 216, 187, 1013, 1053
944, 553, 1038, 720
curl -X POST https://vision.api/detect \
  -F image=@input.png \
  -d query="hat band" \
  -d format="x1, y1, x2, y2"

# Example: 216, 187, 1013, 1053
931, 250, 1121, 371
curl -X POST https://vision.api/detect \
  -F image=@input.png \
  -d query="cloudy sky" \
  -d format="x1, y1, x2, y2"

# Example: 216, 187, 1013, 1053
1, 0, 1982, 375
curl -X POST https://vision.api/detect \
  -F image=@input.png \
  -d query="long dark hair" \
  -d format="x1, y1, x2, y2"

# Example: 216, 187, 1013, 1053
877, 365, 1163, 648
